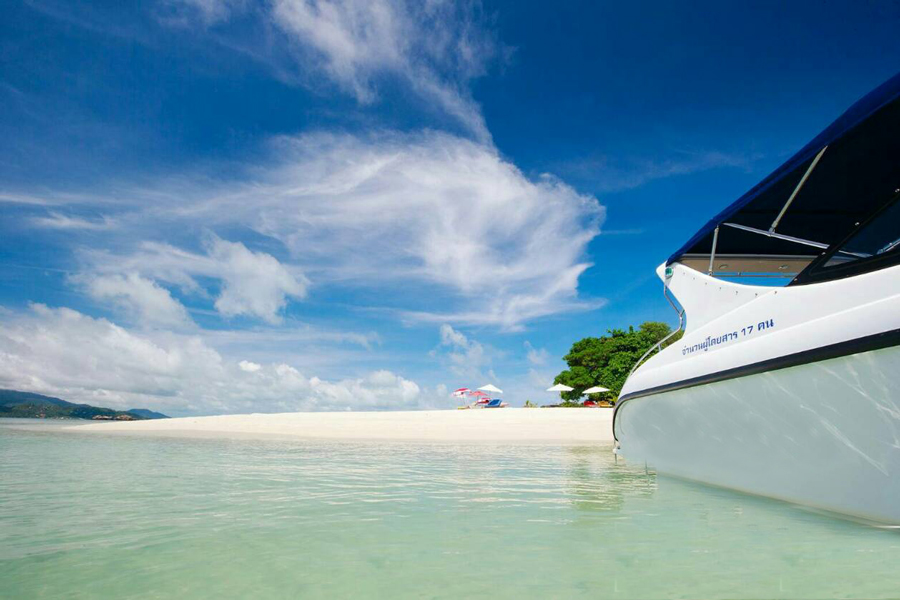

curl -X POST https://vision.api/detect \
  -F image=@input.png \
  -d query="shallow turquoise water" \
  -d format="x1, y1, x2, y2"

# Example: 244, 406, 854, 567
3, 419, 900, 599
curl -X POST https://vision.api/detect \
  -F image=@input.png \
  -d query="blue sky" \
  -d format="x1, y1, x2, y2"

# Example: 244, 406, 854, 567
1, 0, 899, 415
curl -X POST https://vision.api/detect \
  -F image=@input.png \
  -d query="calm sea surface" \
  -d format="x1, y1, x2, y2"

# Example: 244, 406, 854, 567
3, 418, 900, 599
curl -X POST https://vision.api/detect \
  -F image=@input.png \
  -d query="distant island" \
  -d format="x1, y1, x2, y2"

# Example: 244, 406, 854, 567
0, 390, 169, 420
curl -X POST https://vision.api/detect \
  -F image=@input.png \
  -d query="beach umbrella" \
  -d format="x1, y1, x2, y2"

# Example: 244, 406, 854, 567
582, 386, 610, 394
546, 383, 574, 405
469, 391, 489, 403
452, 388, 471, 407
478, 384, 503, 395
546, 383, 574, 392
469, 390, 490, 405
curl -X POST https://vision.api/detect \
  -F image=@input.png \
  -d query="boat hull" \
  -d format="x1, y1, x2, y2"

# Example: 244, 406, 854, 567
615, 345, 900, 524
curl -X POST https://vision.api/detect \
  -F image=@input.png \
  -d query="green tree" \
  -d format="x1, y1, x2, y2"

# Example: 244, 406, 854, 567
553, 322, 682, 404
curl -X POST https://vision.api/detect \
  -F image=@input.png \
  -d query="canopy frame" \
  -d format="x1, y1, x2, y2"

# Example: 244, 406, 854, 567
666, 72, 900, 275
721, 222, 830, 251
768, 145, 828, 234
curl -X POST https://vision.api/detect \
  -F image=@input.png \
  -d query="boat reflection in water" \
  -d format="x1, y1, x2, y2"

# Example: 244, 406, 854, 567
563, 446, 656, 514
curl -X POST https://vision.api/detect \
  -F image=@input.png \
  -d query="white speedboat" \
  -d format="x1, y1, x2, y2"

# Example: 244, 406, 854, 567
614, 73, 900, 524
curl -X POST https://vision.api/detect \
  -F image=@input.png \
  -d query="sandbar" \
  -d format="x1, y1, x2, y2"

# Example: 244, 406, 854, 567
64, 408, 614, 444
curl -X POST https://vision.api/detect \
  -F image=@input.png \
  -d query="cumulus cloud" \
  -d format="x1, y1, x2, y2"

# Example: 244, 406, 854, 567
81, 272, 193, 328
89, 236, 308, 324
238, 360, 261, 372
0, 304, 433, 415
305, 368, 421, 408
208, 237, 307, 322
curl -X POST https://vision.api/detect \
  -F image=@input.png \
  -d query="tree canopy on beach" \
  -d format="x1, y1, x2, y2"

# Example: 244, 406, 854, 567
553, 322, 681, 404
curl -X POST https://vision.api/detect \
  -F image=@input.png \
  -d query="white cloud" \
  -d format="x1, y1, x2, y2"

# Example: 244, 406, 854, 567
0, 305, 218, 412
208, 237, 307, 323
271, 0, 406, 103
552, 150, 758, 193
90, 236, 308, 324
169, 0, 243, 25
31, 211, 116, 230
81, 272, 193, 328
0, 304, 435, 415
204, 326, 380, 354
434, 323, 491, 381
0, 193, 43, 205
167, 0, 499, 141
173, 131, 604, 329
306, 368, 421, 408
11, 131, 602, 331
524, 341, 549, 366
439, 323, 467, 347
271, 0, 495, 140
2, 2, 613, 414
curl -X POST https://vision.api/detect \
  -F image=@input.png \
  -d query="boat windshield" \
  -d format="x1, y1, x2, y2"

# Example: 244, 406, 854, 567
790, 193, 900, 284
823, 198, 900, 268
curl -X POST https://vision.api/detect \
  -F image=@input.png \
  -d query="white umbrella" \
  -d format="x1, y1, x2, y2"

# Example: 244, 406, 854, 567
583, 386, 610, 394
546, 383, 574, 392
478, 384, 503, 394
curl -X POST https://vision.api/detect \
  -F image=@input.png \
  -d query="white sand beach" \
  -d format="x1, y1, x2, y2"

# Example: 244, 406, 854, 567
65, 408, 614, 444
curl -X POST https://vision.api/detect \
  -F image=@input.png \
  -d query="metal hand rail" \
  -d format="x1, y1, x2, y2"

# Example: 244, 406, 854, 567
614, 279, 684, 445
626, 282, 684, 380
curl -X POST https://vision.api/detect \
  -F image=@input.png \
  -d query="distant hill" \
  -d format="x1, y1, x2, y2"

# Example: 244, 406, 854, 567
0, 390, 72, 407
127, 408, 169, 420
0, 390, 169, 420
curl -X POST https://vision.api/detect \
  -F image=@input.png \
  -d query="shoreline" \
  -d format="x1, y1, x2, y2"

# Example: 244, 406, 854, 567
62, 408, 614, 445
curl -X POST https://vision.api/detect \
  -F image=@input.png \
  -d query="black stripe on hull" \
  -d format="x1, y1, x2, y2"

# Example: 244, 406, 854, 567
613, 327, 900, 441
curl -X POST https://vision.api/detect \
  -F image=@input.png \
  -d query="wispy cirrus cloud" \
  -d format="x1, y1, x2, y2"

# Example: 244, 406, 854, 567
3, 134, 603, 332
165, 0, 502, 142
63, 130, 604, 330
0, 192, 55, 206
8, 3, 597, 330
31, 211, 117, 230
524, 340, 549, 366
203, 326, 380, 353
432, 324, 495, 382
551, 149, 759, 193
164, 0, 245, 25
1, 0, 608, 416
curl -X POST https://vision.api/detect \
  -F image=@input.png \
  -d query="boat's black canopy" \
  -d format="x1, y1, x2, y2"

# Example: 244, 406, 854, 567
668, 72, 900, 272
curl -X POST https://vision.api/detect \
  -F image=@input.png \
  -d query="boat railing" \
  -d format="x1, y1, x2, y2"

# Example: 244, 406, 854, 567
615, 282, 684, 445
626, 282, 684, 380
